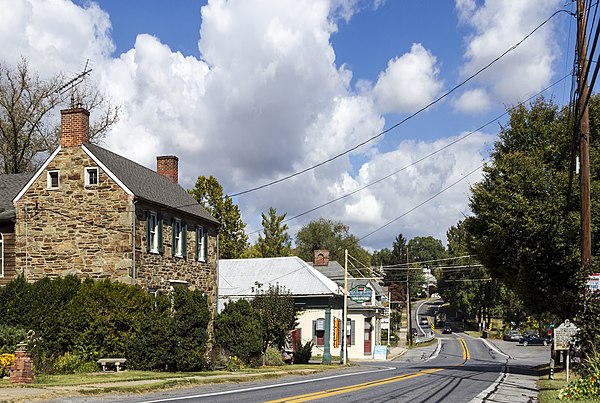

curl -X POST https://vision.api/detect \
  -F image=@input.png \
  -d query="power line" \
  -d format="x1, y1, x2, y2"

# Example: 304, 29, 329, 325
358, 161, 488, 241
243, 73, 570, 237
380, 254, 473, 268
226, 8, 569, 199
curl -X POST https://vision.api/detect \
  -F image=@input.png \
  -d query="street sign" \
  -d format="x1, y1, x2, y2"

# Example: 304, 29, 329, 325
349, 285, 372, 303
554, 319, 578, 351
588, 273, 600, 292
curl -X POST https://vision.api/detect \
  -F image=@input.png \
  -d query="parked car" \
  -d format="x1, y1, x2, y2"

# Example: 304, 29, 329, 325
519, 333, 551, 346
411, 328, 418, 337
503, 329, 522, 342
420, 318, 429, 326
443, 326, 452, 334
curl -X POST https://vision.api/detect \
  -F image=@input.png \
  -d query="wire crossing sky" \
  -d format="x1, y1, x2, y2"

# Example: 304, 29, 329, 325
0, 0, 581, 249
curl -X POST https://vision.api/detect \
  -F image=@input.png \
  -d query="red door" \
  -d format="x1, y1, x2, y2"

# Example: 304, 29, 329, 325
364, 320, 372, 354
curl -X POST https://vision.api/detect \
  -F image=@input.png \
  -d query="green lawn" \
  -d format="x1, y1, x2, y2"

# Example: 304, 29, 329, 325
0, 364, 337, 389
538, 367, 598, 403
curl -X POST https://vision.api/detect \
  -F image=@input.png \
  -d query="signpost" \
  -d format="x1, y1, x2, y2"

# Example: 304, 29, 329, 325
553, 320, 579, 382
349, 285, 372, 303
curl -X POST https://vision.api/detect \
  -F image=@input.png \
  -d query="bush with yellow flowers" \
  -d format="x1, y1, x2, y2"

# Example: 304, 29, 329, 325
0, 353, 15, 378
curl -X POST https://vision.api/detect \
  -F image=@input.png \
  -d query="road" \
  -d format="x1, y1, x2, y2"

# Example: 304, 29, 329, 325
45, 300, 548, 403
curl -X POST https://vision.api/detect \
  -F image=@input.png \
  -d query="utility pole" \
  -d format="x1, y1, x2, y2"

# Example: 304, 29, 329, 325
406, 247, 412, 347
342, 249, 348, 365
577, 0, 592, 272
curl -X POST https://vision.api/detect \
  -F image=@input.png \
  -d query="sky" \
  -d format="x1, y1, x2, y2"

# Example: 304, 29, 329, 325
0, 0, 578, 252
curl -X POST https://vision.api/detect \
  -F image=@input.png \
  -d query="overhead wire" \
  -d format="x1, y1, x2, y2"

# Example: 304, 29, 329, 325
225, 8, 570, 199
243, 73, 571, 237
358, 161, 488, 241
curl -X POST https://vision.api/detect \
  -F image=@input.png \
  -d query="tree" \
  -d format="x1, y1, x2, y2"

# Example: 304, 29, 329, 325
189, 175, 249, 259
295, 218, 371, 272
255, 207, 292, 257
215, 299, 263, 364
0, 57, 119, 174
378, 234, 408, 301
464, 96, 584, 318
250, 285, 297, 365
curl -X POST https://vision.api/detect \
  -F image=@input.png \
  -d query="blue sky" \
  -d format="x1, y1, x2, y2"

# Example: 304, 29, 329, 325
1, 0, 578, 252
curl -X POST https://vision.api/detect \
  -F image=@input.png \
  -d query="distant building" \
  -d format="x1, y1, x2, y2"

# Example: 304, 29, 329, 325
219, 250, 389, 359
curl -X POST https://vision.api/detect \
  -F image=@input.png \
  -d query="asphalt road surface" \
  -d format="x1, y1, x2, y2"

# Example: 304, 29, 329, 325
44, 300, 548, 403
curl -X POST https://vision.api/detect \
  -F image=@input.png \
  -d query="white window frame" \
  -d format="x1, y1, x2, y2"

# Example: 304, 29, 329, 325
47, 170, 60, 189
196, 225, 206, 262
173, 218, 182, 257
84, 167, 99, 186
0, 233, 3, 278
149, 212, 159, 253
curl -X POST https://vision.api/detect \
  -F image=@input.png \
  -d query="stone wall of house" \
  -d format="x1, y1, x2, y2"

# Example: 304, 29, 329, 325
134, 201, 218, 315
0, 223, 17, 286
14, 147, 134, 282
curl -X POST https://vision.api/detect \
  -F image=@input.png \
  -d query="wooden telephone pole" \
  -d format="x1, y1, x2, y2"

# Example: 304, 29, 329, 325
577, 0, 592, 272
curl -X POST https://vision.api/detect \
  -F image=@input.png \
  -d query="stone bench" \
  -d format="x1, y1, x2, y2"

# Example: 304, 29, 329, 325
97, 358, 126, 372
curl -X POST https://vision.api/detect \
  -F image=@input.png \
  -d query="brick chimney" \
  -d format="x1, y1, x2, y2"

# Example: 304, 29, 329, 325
157, 155, 179, 183
60, 107, 90, 147
313, 250, 330, 266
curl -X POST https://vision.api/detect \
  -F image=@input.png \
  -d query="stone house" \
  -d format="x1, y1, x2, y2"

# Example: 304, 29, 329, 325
0, 173, 33, 286
2, 107, 219, 315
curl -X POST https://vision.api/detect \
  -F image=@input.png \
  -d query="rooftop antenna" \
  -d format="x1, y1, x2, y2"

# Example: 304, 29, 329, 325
56, 59, 92, 108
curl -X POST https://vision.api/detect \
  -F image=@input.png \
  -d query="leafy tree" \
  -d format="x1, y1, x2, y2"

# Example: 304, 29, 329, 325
251, 285, 297, 365
464, 96, 583, 318
126, 286, 210, 372
215, 299, 263, 364
372, 248, 394, 267
189, 175, 249, 259
0, 57, 119, 174
295, 218, 371, 272
64, 279, 151, 362
256, 207, 292, 257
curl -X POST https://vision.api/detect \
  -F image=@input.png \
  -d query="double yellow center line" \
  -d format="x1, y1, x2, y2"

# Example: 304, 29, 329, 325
264, 368, 443, 403
459, 337, 471, 361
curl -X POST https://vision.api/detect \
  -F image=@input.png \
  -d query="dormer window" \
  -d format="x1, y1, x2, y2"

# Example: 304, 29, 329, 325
85, 167, 99, 186
47, 170, 59, 189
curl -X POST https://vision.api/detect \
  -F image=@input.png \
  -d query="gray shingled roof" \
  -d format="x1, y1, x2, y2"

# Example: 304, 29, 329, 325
85, 144, 218, 224
0, 173, 32, 221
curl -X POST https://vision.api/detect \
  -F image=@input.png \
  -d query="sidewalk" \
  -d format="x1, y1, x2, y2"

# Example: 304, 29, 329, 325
469, 336, 542, 403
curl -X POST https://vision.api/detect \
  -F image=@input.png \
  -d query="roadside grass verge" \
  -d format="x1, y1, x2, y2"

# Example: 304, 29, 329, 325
538, 366, 597, 403
0, 365, 338, 389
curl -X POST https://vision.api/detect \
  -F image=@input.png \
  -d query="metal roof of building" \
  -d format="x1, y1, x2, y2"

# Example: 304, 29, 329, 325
219, 256, 342, 297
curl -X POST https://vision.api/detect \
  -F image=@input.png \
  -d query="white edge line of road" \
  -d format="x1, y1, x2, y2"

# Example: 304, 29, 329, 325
469, 365, 509, 403
427, 338, 442, 361
136, 366, 397, 403
480, 338, 512, 359
415, 300, 429, 335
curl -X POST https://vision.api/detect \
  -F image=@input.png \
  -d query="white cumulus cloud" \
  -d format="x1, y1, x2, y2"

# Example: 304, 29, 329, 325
373, 43, 444, 114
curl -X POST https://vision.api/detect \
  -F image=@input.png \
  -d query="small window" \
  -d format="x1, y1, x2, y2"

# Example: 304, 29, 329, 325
196, 225, 208, 262
85, 167, 99, 186
313, 318, 325, 346
47, 170, 59, 189
173, 218, 182, 257
148, 212, 158, 253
